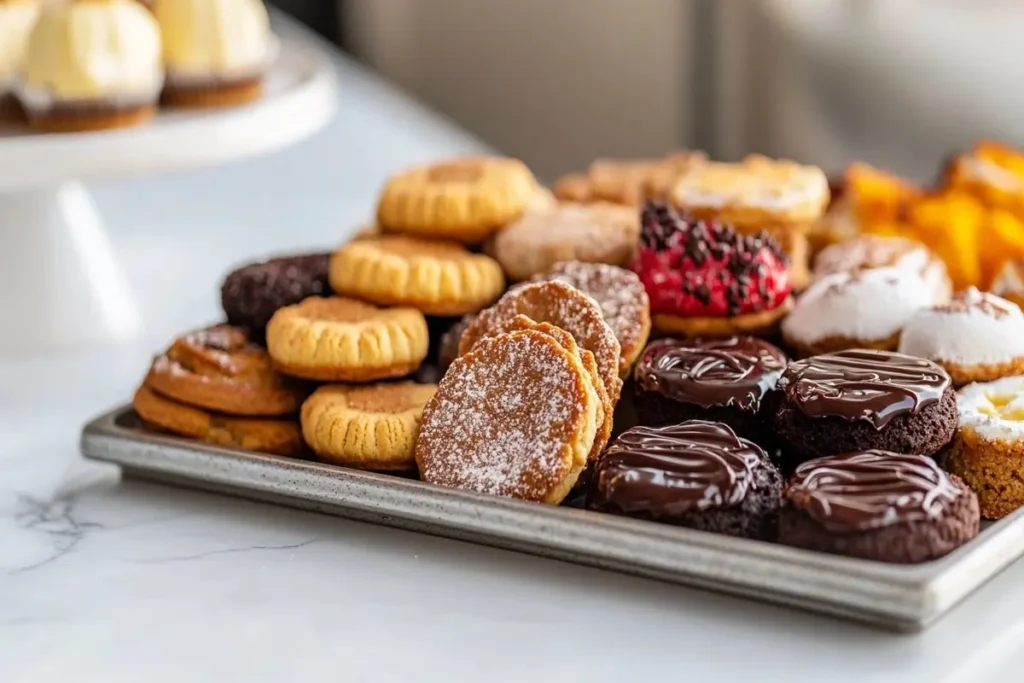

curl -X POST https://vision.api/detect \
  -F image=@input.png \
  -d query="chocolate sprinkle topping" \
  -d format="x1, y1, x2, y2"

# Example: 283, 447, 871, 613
593, 421, 767, 515
778, 350, 951, 430
635, 337, 787, 412
786, 451, 961, 532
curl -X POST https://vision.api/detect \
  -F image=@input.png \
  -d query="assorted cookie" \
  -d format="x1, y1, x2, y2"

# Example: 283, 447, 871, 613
779, 451, 979, 563
898, 288, 1024, 387
631, 201, 793, 338
330, 235, 504, 315
771, 350, 957, 467
592, 421, 782, 540
131, 147, 1024, 563
633, 337, 786, 449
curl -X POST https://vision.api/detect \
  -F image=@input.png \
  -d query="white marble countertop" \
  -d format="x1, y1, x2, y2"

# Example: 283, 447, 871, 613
3, 18, 1024, 683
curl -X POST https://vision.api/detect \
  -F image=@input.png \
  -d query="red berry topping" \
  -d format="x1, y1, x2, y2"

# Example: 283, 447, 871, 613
630, 201, 791, 318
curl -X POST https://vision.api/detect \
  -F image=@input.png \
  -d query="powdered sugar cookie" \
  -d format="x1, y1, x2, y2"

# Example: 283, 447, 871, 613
532, 261, 651, 376
490, 202, 639, 281
899, 288, 1024, 386
415, 330, 600, 503
782, 267, 933, 357
459, 280, 623, 402
812, 235, 952, 304
991, 258, 1024, 310
950, 376, 1024, 518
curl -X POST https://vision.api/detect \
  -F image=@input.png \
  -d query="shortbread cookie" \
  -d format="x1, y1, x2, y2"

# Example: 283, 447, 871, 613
951, 376, 1024, 518
552, 172, 592, 203
220, 252, 331, 334
532, 261, 651, 376
330, 235, 505, 315
266, 296, 429, 381
459, 280, 623, 402
133, 386, 303, 456
490, 202, 639, 281
631, 201, 793, 338
416, 330, 600, 503
670, 155, 830, 230
301, 382, 437, 471
899, 288, 1024, 387
587, 152, 706, 206
473, 315, 613, 462
377, 156, 539, 244
812, 234, 952, 304
144, 325, 307, 416
782, 267, 933, 357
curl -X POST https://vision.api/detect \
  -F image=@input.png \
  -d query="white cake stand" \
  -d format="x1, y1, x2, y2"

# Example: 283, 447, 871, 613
0, 36, 337, 353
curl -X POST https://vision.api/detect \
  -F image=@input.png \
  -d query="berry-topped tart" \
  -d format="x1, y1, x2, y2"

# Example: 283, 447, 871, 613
631, 201, 794, 337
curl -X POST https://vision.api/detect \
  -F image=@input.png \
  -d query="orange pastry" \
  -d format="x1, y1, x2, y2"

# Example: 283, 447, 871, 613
266, 296, 429, 382
416, 330, 600, 504
144, 324, 307, 416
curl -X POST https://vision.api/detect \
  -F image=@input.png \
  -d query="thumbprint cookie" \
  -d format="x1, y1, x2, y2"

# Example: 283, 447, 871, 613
780, 451, 979, 563
459, 280, 622, 403
144, 324, 307, 416
899, 288, 1024, 387
330, 235, 505, 316
770, 350, 956, 467
301, 382, 437, 471
376, 156, 539, 244
266, 296, 428, 382
633, 336, 786, 450
630, 201, 793, 338
220, 252, 331, 335
416, 330, 600, 504
950, 376, 1024, 519
490, 202, 639, 281
133, 386, 303, 457
592, 421, 782, 540
531, 261, 651, 377
782, 267, 933, 357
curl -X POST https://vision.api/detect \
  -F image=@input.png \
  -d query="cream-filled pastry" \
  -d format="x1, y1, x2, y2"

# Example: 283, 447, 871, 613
0, 0, 40, 124
19, 0, 163, 132
153, 0, 273, 108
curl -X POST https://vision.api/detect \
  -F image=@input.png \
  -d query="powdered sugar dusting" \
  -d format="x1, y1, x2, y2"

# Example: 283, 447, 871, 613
537, 261, 649, 353
416, 331, 587, 500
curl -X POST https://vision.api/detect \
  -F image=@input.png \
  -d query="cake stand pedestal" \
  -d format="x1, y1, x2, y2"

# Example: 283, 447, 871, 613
0, 34, 337, 354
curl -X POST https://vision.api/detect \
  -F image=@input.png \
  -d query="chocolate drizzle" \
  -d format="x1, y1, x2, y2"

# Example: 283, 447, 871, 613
786, 451, 961, 532
593, 421, 767, 515
635, 337, 786, 412
639, 201, 788, 316
778, 350, 950, 429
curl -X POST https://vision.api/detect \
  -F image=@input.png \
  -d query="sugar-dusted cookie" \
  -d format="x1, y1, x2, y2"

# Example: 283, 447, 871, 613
670, 155, 830, 230
475, 315, 612, 462
144, 325, 307, 416
220, 252, 331, 335
460, 280, 622, 402
532, 261, 651, 376
631, 201, 793, 338
416, 330, 600, 503
991, 258, 1024, 310
377, 156, 539, 244
301, 382, 437, 471
330, 235, 505, 316
266, 296, 429, 382
133, 386, 304, 456
490, 202, 639, 281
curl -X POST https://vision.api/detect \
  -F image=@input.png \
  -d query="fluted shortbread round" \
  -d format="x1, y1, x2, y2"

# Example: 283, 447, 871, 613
330, 235, 505, 315
19, 0, 163, 132
950, 376, 1024, 519
301, 382, 437, 470
377, 156, 540, 244
153, 0, 273, 107
266, 296, 429, 382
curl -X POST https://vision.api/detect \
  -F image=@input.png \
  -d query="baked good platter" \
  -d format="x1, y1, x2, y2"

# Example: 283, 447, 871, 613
81, 405, 1024, 632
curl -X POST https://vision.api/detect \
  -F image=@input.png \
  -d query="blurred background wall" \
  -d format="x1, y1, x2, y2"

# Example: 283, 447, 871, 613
274, 0, 1024, 182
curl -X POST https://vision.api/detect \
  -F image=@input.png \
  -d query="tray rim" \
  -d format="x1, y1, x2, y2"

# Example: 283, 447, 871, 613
80, 404, 1024, 632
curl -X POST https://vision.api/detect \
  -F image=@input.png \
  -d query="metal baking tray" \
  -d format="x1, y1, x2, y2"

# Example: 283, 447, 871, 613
81, 405, 1024, 632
